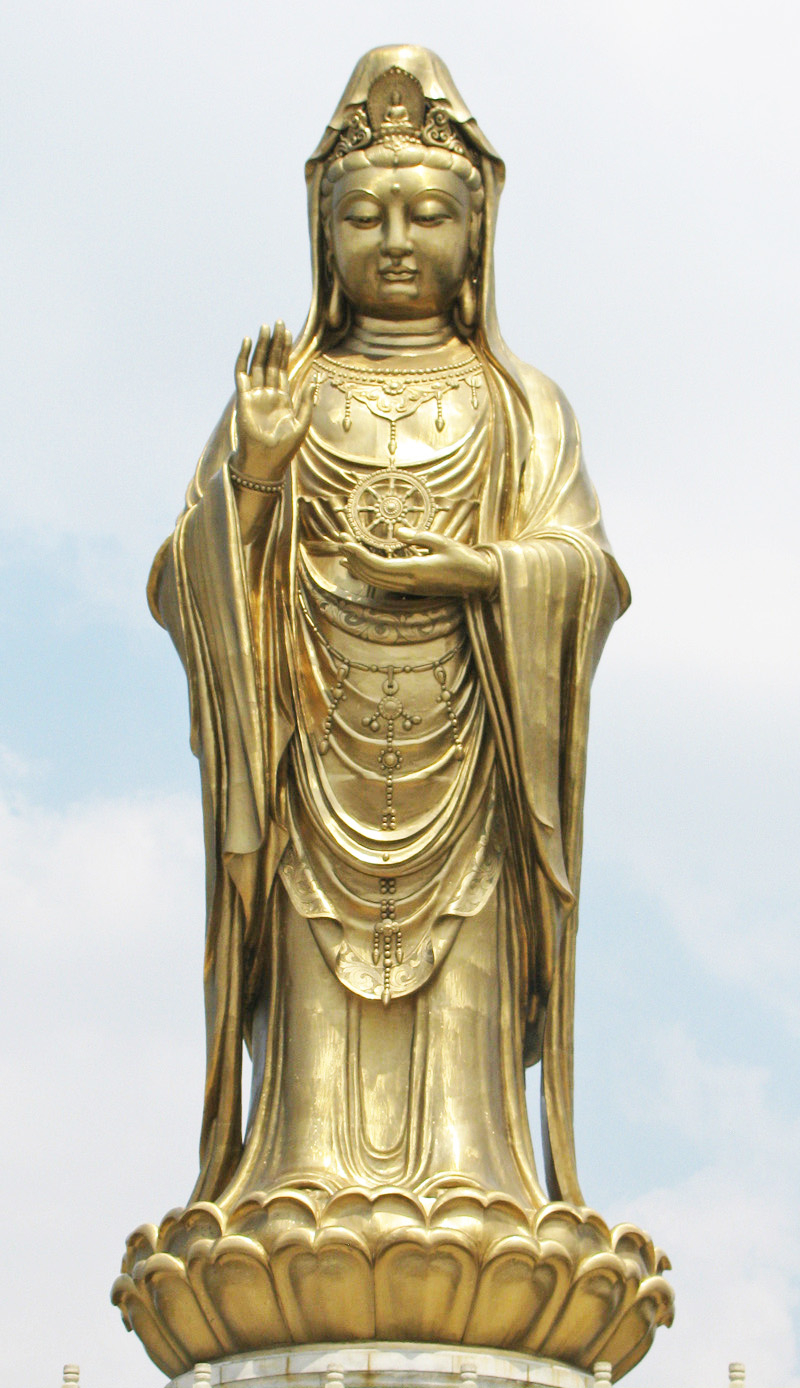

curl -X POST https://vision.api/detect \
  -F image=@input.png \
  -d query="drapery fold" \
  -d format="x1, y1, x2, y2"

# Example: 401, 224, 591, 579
146, 44, 629, 1206
149, 349, 628, 1205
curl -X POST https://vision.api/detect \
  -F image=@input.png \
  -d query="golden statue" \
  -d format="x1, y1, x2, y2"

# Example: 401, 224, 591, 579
113, 46, 673, 1383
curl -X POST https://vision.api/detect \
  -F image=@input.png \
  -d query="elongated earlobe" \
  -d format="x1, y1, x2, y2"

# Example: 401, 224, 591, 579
454, 272, 477, 335
327, 270, 345, 329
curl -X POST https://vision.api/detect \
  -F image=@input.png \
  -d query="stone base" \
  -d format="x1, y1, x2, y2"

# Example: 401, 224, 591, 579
170, 1344, 592, 1388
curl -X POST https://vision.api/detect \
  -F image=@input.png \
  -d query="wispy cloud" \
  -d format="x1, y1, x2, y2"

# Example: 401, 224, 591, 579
1, 3, 798, 1387
0, 788, 205, 1388
620, 1031, 800, 1388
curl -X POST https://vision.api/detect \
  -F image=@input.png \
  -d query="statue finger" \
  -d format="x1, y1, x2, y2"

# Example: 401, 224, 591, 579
339, 541, 411, 591
395, 525, 438, 552
266, 319, 286, 389
338, 539, 363, 564
235, 338, 252, 396
363, 557, 407, 586
279, 330, 293, 391
395, 525, 420, 545
250, 324, 270, 387
339, 540, 379, 579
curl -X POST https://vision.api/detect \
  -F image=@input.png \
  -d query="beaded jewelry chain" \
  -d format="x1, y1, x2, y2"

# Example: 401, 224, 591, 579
228, 463, 284, 494
297, 591, 466, 804
298, 592, 469, 1004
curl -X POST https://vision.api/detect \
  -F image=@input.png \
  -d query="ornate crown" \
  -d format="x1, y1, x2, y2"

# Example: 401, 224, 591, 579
334, 65, 474, 162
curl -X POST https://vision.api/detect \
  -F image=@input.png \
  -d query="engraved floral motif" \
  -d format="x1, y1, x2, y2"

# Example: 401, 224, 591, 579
337, 932, 435, 999
279, 844, 334, 917
449, 783, 506, 915
422, 104, 470, 154
315, 591, 462, 645
313, 353, 483, 428
334, 106, 373, 156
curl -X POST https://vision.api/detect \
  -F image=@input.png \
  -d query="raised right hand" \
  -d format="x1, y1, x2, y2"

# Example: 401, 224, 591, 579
234, 321, 313, 480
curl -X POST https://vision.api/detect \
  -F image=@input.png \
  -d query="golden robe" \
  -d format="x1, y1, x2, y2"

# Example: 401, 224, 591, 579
114, 54, 677, 1387
149, 341, 629, 1211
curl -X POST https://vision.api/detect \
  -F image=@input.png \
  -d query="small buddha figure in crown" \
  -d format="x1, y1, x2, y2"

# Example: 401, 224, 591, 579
381, 85, 415, 132
114, 45, 673, 1384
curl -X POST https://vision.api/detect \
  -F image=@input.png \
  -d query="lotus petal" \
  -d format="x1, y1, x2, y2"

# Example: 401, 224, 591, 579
228, 1190, 318, 1247
430, 1189, 530, 1252
187, 1234, 291, 1349
140, 1251, 225, 1363
374, 1225, 479, 1341
595, 1275, 676, 1380
176, 1239, 236, 1356
270, 1225, 375, 1341
464, 1235, 550, 1346
535, 1205, 610, 1261
159, 1203, 226, 1259
516, 1238, 574, 1352
321, 1187, 425, 1243
110, 1274, 188, 1379
611, 1225, 656, 1276
543, 1252, 635, 1364
121, 1223, 158, 1274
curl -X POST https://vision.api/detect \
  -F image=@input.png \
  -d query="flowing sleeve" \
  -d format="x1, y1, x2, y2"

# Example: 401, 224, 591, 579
468, 364, 629, 1203
148, 401, 293, 1201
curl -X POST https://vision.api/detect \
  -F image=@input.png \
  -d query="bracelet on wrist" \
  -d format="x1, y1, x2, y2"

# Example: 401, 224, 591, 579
228, 462, 284, 495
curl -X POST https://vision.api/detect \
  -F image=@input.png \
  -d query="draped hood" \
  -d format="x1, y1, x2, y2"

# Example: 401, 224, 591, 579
148, 46, 629, 1207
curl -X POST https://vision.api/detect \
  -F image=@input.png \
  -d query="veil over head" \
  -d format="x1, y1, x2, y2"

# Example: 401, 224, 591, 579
293, 44, 523, 405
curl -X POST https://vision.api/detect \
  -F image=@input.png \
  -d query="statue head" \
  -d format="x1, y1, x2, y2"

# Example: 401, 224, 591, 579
319, 64, 485, 330
295, 47, 508, 360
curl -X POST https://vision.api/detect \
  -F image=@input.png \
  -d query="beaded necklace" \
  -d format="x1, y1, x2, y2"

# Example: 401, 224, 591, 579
310, 352, 484, 553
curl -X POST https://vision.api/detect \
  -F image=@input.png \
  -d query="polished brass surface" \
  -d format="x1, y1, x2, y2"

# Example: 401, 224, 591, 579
114, 1194, 672, 1380
114, 45, 673, 1379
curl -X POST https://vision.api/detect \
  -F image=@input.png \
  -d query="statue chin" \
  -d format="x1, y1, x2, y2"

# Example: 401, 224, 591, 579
112, 1184, 673, 1381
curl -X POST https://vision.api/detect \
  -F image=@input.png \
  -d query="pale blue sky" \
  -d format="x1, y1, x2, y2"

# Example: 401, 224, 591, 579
2, 4, 798, 1388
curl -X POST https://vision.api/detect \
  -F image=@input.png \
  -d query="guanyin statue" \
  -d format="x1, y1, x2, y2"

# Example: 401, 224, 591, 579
113, 45, 673, 1382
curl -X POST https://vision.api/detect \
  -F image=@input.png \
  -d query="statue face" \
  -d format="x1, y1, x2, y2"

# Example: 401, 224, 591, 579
330, 162, 473, 320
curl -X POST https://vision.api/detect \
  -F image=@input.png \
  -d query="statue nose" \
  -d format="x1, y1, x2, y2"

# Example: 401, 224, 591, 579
382, 208, 412, 257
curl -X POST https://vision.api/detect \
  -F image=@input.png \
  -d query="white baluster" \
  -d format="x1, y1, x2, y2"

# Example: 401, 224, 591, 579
460, 1359, 478, 1388
62, 1366, 80, 1388
593, 1363, 613, 1388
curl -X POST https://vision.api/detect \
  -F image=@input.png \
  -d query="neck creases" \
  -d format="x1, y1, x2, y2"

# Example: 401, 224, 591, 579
348, 315, 455, 355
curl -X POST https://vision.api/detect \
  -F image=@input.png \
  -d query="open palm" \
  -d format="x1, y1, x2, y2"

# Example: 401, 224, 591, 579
234, 320, 312, 480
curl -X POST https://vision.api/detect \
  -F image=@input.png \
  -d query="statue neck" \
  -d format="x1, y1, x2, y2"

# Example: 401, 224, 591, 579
345, 314, 457, 357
